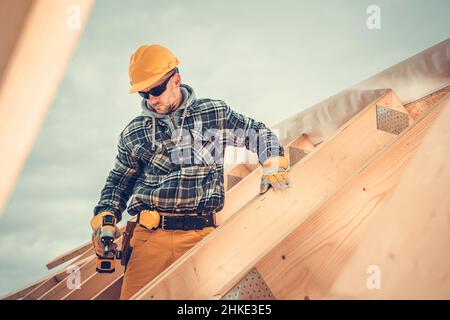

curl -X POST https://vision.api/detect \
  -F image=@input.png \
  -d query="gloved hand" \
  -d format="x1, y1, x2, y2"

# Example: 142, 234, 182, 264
260, 156, 290, 194
90, 212, 122, 256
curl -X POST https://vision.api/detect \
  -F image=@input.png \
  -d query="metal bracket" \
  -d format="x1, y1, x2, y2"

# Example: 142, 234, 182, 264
227, 175, 242, 191
376, 105, 409, 135
222, 268, 275, 300
289, 147, 308, 167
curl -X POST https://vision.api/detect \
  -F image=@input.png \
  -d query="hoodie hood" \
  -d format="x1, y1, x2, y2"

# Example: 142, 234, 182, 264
140, 83, 196, 150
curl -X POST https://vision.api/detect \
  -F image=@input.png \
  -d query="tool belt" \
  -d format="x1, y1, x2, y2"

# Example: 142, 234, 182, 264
159, 214, 215, 230
138, 210, 216, 231
120, 211, 215, 269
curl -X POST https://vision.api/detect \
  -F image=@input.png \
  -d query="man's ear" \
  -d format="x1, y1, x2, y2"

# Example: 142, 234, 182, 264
173, 73, 181, 87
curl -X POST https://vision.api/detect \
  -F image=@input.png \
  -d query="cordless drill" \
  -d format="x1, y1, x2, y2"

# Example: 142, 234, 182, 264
96, 214, 121, 273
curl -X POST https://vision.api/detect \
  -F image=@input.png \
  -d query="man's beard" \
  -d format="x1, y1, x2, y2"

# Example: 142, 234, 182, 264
167, 101, 177, 114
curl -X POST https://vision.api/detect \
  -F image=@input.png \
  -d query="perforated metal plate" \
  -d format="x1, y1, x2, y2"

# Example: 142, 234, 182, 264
289, 147, 308, 167
222, 268, 275, 300
227, 175, 242, 191
376, 105, 409, 135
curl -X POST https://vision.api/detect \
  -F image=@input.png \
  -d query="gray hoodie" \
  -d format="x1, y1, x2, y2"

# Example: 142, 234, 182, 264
140, 84, 196, 150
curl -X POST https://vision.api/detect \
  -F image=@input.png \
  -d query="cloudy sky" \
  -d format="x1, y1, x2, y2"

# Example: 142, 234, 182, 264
0, 0, 449, 296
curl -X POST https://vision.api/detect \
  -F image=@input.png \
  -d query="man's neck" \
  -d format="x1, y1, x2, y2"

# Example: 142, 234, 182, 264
169, 89, 184, 113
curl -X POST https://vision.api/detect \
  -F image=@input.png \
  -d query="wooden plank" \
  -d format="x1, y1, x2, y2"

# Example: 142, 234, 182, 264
0, 0, 94, 215
38, 239, 123, 300
0, 277, 46, 300
61, 263, 124, 300
44, 220, 134, 299
217, 134, 316, 225
404, 85, 449, 120
326, 94, 450, 299
132, 90, 410, 299
22, 256, 93, 300
22, 277, 60, 300
0, 0, 33, 83
252, 95, 445, 299
40, 217, 137, 299
92, 275, 124, 300
46, 244, 93, 270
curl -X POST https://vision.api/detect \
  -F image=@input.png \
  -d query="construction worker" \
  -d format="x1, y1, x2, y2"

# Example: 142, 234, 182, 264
91, 44, 290, 300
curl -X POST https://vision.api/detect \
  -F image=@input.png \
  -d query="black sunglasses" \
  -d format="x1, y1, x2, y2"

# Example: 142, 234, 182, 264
138, 68, 178, 99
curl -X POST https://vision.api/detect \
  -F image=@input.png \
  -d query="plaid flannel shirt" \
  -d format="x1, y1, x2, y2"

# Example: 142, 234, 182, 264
93, 97, 284, 221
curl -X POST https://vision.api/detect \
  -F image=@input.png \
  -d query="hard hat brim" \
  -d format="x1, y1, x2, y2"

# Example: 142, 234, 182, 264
128, 61, 179, 94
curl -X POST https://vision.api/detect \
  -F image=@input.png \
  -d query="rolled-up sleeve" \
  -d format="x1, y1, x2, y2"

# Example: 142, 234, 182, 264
93, 133, 144, 221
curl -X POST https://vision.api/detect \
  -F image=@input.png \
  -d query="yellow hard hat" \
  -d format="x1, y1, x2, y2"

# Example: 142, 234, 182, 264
128, 44, 180, 93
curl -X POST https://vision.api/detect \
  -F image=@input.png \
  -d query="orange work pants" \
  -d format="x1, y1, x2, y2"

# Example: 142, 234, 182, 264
120, 224, 215, 300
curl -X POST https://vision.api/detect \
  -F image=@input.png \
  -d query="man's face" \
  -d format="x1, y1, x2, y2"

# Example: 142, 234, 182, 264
143, 71, 181, 115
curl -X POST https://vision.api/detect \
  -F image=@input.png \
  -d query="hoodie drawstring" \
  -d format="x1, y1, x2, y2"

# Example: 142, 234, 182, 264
150, 104, 190, 151
151, 115, 156, 151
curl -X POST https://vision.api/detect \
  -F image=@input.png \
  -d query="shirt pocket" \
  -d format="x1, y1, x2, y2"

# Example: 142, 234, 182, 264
132, 142, 172, 175
189, 128, 223, 166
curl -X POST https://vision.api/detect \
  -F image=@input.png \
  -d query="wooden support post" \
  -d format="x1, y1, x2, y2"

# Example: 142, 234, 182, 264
132, 90, 410, 299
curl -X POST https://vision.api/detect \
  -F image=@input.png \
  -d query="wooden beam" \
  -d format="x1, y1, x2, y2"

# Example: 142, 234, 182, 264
326, 94, 450, 299
0, 277, 46, 300
36, 256, 96, 300
46, 244, 93, 270
132, 90, 411, 299
0, 0, 33, 83
251, 94, 445, 299
0, 0, 94, 215
22, 256, 93, 300
404, 85, 449, 120
61, 263, 124, 300
92, 275, 124, 300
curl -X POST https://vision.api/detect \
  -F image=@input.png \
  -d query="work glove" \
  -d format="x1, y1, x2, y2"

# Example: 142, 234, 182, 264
90, 211, 121, 256
260, 156, 290, 194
